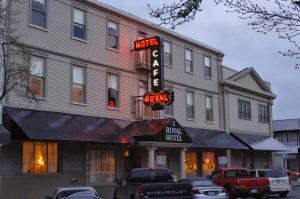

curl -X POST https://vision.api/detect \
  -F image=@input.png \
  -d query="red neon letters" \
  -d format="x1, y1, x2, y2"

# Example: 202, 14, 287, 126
143, 91, 172, 106
134, 37, 160, 50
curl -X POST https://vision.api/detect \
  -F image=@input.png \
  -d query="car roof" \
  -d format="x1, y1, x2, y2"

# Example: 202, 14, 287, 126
56, 186, 96, 192
183, 176, 211, 181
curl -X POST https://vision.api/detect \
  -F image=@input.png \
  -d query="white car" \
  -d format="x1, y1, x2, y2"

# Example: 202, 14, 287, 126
249, 169, 291, 198
45, 186, 101, 199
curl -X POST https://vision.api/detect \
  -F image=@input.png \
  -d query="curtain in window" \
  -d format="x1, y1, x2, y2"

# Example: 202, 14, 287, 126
185, 151, 197, 176
73, 9, 85, 25
73, 66, 84, 84
48, 143, 58, 173
102, 151, 115, 183
34, 142, 47, 173
23, 142, 34, 173
31, 57, 44, 76
88, 150, 102, 184
108, 74, 118, 90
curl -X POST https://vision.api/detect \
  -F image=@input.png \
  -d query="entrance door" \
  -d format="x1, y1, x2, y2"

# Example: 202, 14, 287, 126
185, 151, 198, 176
155, 151, 170, 169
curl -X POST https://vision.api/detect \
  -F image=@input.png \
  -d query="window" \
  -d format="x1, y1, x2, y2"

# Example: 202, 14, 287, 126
30, 56, 45, 98
107, 21, 119, 49
107, 73, 119, 108
185, 49, 193, 73
164, 87, 174, 116
164, 41, 172, 66
87, 150, 115, 184
71, 66, 85, 104
205, 96, 213, 122
73, 8, 86, 40
185, 151, 197, 176
23, 142, 58, 174
186, 91, 194, 120
204, 56, 212, 78
202, 152, 216, 177
136, 34, 148, 65
258, 104, 270, 123
238, 99, 251, 120
31, 0, 46, 28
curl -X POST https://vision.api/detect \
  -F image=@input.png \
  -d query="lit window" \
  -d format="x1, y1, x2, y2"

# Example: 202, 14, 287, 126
205, 96, 213, 122
31, 0, 46, 28
23, 142, 58, 174
73, 8, 86, 40
202, 152, 216, 176
164, 87, 174, 116
164, 41, 172, 66
87, 150, 115, 183
107, 21, 119, 49
107, 73, 119, 108
30, 56, 45, 98
204, 56, 212, 78
186, 91, 194, 120
185, 151, 198, 176
185, 49, 193, 73
258, 104, 269, 123
71, 66, 85, 104
238, 99, 251, 120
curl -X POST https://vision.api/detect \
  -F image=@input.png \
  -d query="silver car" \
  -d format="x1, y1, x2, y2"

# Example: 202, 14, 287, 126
45, 186, 102, 199
179, 177, 227, 199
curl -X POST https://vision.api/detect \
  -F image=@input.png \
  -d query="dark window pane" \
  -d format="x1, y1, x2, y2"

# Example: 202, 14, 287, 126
32, 0, 46, 12
73, 24, 85, 39
185, 60, 192, 72
108, 89, 119, 108
108, 27, 117, 35
108, 35, 118, 48
187, 106, 194, 119
32, 10, 46, 28
165, 104, 173, 115
204, 66, 212, 78
164, 53, 171, 66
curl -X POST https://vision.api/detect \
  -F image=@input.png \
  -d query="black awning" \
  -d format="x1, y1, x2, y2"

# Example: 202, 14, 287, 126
0, 124, 11, 145
3, 106, 123, 143
231, 132, 289, 151
120, 118, 192, 144
185, 127, 247, 149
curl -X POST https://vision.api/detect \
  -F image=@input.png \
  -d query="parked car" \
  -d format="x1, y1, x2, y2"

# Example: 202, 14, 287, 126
211, 168, 269, 199
113, 168, 193, 199
179, 176, 227, 199
249, 169, 291, 198
45, 186, 101, 199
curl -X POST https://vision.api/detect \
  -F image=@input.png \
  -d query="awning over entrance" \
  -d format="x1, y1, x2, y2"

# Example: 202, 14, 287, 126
3, 107, 122, 143
185, 127, 247, 149
0, 124, 11, 145
231, 132, 289, 151
119, 118, 192, 144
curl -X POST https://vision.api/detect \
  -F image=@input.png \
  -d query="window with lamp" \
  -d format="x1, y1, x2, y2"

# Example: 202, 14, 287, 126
30, 56, 45, 98
71, 66, 85, 104
107, 73, 119, 108
23, 142, 58, 174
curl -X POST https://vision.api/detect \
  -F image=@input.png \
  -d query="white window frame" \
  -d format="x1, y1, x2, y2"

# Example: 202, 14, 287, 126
30, 56, 46, 98
72, 8, 86, 41
107, 73, 120, 109
107, 20, 119, 49
205, 95, 213, 122
185, 49, 193, 73
186, 91, 195, 120
71, 65, 86, 104
164, 41, 172, 66
258, 104, 270, 123
204, 56, 212, 79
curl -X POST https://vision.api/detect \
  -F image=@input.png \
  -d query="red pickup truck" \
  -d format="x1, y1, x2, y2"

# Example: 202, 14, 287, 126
211, 168, 269, 199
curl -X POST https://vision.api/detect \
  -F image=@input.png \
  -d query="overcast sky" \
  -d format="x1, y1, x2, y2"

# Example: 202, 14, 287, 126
99, 0, 300, 120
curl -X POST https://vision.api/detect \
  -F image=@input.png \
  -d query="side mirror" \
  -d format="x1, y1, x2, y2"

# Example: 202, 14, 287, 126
113, 179, 120, 184
45, 196, 52, 199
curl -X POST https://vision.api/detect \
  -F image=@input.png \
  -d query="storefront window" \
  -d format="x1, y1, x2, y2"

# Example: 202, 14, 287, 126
87, 150, 115, 184
202, 152, 216, 176
185, 151, 198, 176
23, 142, 58, 174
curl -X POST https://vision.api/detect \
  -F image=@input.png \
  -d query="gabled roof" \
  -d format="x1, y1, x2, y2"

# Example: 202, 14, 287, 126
227, 67, 272, 93
273, 118, 300, 131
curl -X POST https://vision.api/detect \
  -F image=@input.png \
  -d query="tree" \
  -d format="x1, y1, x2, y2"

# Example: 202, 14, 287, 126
0, 0, 32, 102
148, 0, 300, 67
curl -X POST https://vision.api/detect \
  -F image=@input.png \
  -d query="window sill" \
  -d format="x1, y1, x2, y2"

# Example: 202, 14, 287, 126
31, 96, 47, 101
185, 71, 194, 75
70, 102, 87, 106
71, 37, 87, 43
106, 47, 120, 53
238, 117, 252, 121
28, 24, 48, 32
204, 76, 212, 80
258, 121, 270, 124
205, 120, 214, 124
107, 106, 121, 111
186, 118, 195, 121
164, 64, 174, 68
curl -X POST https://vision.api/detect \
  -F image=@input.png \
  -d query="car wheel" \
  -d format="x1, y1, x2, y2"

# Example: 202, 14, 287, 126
279, 191, 289, 198
113, 191, 117, 199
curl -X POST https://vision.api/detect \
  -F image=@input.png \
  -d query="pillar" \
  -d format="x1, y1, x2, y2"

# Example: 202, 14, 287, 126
179, 148, 187, 179
146, 147, 156, 168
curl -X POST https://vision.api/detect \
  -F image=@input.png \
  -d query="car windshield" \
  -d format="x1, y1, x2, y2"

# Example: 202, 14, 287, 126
191, 180, 215, 187
129, 169, 173, 183
57, 190, 99, 199
265, 170, 287, 178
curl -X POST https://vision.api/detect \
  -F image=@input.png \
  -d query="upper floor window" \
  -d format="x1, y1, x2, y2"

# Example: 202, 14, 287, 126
164, 87, 174, 116
107, 73, 119, 108
204, 56, 212, 78
73, 8, 86, 40
164, 41, 172, 66
30, 56, 45, 98
71, 66, 85, 104
107, 21, 119, 49
186, 91, 194, 120
205, 95, 213, 122
238, 99, 251, 120
136, 34, 148, 65
185, 49, 193, 73
258, 104, 270, 123
23, 142, 58, 174
31, 0, 46, 28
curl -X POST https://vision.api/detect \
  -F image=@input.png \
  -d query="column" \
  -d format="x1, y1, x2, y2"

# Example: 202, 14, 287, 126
146, 147, 156, 168
179, 148, 187, 179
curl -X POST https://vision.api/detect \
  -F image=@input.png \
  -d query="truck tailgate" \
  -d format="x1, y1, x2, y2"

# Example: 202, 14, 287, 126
141, 182, 192, 198
238, 177, 269, 190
